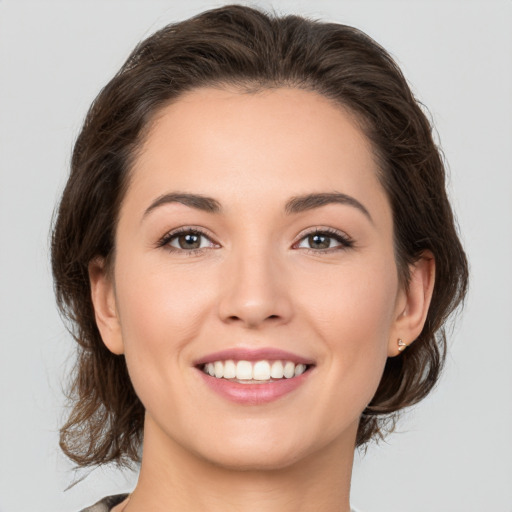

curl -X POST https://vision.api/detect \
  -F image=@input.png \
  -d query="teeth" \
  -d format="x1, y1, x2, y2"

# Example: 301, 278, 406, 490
253, 361, 270, 381
270, 360, 284, 379
283, 361, 295, 379
202, 359, 308, 381
223, 360, 236, 379
294, 364, 306, 377
236, 360, 253, 380
214, 361, 224, 378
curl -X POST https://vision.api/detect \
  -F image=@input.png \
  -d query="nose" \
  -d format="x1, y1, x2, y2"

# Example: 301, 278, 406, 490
217, 241, 294, 329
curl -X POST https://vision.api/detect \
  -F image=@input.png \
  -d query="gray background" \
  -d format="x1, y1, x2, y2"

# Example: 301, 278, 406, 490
1, 1, 511, 511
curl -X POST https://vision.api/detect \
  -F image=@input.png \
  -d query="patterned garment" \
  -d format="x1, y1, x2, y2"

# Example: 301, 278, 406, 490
79, 494, 129, 512
79, 494, 360, 511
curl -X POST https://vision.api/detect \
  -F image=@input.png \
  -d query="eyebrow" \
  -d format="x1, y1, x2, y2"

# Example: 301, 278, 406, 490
284, 192, 372, 222
143, 191, 373, 223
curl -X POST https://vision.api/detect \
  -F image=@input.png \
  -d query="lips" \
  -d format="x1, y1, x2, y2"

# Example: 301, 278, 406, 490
194, 347, 315, 405
194, 347, 315, 367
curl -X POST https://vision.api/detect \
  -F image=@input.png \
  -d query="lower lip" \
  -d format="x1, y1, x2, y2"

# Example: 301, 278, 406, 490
196, 368, 312, 405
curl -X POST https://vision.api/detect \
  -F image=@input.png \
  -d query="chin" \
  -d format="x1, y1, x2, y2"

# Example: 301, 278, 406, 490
187, 418, 347, 473
198, 441, 309, 472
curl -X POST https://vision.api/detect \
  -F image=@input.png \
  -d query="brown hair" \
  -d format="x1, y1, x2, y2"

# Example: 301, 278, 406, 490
51, 4, 468, 468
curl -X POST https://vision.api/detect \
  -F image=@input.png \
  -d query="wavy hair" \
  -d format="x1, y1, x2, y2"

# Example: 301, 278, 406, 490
51, 4, 468, 467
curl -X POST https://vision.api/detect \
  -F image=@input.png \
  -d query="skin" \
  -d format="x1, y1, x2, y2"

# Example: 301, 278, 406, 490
89, 87, 435, 512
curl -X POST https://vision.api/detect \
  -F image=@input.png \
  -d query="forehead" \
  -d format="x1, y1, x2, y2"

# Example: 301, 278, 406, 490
124, 86, 389, 223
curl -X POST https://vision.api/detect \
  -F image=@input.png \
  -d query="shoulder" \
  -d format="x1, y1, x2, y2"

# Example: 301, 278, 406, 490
79, 494, 129, 512
78, 496, 359, 512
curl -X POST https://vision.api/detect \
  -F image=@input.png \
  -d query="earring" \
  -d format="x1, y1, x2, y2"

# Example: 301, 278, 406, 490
397, 339, 407, 352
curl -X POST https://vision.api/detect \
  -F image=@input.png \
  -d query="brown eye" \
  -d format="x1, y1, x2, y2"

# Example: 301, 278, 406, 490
158, 228, 217, 255
295, 229, 354, 253
174, 232, 203, 250
307, 233, 332, 249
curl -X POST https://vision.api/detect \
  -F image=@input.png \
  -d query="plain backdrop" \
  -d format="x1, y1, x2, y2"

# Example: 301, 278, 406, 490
1, 1, 511, 511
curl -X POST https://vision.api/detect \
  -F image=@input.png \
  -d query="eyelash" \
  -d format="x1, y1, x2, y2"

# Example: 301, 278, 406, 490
156, 226, 354, 257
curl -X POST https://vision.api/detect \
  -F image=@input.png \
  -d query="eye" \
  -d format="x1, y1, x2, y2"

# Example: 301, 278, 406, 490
294, 228, 354, 253
157, 226, 353, 256
157, 227, 218, 256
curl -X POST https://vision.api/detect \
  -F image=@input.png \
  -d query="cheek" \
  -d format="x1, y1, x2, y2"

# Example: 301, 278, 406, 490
115, 255, 210, 343
112, 257, 209, 400
300, 253, 398, 344
299, 254, 399, 407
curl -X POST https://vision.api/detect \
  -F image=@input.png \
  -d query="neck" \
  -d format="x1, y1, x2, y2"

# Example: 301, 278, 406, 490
124, 415, 357, 512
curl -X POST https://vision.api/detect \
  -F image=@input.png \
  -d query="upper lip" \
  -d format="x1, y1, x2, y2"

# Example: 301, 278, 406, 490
193, 347, 315, 366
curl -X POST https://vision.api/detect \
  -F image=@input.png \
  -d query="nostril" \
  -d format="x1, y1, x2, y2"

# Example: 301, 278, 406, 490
236, 315, 280, 322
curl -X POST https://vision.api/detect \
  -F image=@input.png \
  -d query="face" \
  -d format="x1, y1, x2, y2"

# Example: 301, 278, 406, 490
92, 87, 422, 471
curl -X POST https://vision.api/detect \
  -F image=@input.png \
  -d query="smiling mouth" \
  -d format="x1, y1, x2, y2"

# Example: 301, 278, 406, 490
200, 359, 312, 383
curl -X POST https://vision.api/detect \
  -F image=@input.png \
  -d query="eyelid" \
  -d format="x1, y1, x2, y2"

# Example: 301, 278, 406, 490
295, 226, 351, 242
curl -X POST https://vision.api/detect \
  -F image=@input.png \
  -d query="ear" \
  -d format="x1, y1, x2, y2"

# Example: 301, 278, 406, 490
388, 251, 436, 357
88, 257, 125, 355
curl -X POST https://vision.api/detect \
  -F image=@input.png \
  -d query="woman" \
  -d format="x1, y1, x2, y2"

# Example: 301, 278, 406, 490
51, 4, 468, 511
